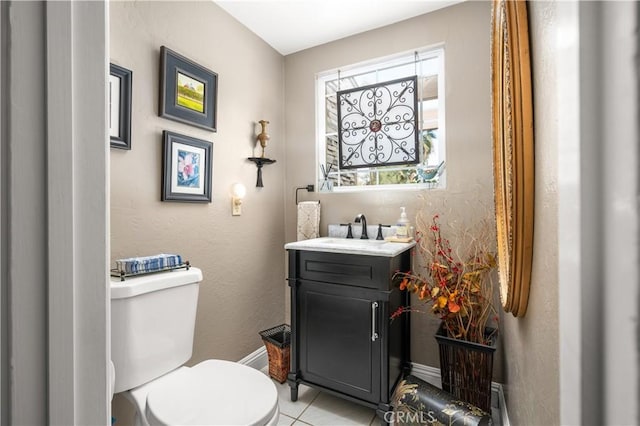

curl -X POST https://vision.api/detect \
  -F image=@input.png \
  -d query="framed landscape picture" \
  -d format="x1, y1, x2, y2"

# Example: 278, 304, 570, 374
162, 131, 213, 202
159, 46, 218, 131
109, 63, 132, 149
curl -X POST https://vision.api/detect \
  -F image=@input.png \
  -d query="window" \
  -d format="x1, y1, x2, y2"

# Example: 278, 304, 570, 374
317, 47, 445, 191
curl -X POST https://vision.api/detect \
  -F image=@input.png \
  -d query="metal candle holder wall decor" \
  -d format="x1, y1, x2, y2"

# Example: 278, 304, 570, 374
248, 119, 276, 187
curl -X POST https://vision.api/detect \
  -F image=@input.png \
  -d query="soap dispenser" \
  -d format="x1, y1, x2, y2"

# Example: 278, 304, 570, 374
395, 207, 410, 239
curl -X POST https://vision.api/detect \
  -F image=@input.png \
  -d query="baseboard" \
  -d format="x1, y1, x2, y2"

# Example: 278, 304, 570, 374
495, 382, 510, 426
411, 362, 510, 426
238, 346, 268, 370
409, 362, 442, 384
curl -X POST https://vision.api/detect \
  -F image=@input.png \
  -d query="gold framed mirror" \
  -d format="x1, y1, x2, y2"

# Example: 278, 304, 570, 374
491, 0, 534, 317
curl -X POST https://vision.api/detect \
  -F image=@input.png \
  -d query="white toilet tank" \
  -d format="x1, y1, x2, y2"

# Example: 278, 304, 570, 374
110, 267, 203, 393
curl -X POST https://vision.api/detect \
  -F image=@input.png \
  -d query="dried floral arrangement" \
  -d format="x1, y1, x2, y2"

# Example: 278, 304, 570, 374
393, 207, 499, 345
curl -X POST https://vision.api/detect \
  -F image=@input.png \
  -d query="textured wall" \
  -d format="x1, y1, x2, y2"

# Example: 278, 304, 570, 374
110, 2, 285, 423
500, 1, 560, 424
283, 1, 502, 379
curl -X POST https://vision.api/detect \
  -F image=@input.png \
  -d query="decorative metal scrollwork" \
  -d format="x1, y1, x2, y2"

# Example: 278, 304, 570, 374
337, 76, 419, 169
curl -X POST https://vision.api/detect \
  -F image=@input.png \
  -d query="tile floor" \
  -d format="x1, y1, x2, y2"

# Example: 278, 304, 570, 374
262, 368, 502, 426
260, 367, 377, 425
272, 379, 378, 426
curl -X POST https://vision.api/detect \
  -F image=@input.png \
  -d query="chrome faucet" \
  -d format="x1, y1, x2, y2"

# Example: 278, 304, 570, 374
354, 214, 368, 239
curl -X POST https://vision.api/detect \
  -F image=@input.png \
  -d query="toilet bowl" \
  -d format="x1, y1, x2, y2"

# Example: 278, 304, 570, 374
110, 267, 279, 425
124, 361, 279, 426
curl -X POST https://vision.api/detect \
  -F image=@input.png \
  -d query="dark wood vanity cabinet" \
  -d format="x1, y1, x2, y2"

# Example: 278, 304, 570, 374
287, 249, 412, 421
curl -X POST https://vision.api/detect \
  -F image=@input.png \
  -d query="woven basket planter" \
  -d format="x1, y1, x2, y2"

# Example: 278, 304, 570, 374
435, 322, 497, 413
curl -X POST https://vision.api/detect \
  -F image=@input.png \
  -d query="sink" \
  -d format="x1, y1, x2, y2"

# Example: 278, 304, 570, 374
284, 237, 415, 257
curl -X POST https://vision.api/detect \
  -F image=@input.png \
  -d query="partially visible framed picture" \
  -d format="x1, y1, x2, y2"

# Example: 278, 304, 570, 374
159, 46, 218, 131
162, 131, 213, 203
109, 63, 132, 149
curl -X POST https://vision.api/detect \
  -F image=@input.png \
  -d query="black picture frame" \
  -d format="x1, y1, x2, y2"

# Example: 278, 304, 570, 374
159, 46, 218, 131
109, 63, 132, 149
162, 131, 213, 203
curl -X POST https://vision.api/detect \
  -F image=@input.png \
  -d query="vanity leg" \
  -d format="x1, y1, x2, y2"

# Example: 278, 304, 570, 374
376, 403, 392, 426
287, 373, 298, 402
375, 411, 390, 426
287, 372, 299, 401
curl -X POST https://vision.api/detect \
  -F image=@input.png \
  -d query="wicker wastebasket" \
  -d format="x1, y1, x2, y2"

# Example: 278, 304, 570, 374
259, 324, 291, 383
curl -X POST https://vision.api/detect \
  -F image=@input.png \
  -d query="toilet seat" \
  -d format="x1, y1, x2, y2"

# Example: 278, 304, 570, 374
144, 360, 279, 426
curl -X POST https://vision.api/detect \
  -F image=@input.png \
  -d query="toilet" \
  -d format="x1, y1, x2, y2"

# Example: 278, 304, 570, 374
110, 267, 279, 426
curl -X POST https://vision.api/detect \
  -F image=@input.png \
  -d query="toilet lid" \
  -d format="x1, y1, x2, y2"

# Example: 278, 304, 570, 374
145, 359, 278, 426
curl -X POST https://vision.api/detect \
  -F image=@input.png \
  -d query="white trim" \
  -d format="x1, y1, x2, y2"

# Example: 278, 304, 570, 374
409, 362, 441, 385
238, 346, 269, 371
330, 183, 445, 194
46, 2, 76, 420
0, 2, 7, 424
44, 2, 109, 424
316, 43, 445, 79
497, 382, 511, 426
556, 2, 583, 423
5, 3, 50, 423
600, 2, 638, 422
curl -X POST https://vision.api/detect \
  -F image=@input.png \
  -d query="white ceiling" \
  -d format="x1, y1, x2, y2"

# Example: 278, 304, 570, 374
214, 0, 463, 55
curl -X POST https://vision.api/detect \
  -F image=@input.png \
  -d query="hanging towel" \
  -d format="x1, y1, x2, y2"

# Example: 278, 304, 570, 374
297, 201, 320, 241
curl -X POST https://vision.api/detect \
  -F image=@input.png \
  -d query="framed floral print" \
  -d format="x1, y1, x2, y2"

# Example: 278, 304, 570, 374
162, 131, 212, 203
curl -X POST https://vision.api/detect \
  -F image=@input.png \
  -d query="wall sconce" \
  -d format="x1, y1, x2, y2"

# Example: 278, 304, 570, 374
231, 182, 246, 216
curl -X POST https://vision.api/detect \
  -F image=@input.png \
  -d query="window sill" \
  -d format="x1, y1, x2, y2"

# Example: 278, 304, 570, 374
322, 182, 445, 193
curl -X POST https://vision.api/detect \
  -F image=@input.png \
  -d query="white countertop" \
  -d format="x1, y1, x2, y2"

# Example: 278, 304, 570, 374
285, 237, 415, 257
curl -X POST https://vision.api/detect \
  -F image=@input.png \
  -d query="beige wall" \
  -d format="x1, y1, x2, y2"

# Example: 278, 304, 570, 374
500, 1, 560, 424
110, 2, 285, 423
283, 1, 501, 377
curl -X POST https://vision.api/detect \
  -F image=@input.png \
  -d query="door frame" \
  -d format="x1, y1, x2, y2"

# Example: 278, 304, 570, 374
0, 1, 109, 424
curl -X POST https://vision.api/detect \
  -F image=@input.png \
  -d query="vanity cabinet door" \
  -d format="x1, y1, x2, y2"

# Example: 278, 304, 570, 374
298, 280, 382, 403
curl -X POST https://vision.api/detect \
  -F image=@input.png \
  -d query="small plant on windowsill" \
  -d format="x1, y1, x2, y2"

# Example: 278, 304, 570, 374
392, 211, 499, 344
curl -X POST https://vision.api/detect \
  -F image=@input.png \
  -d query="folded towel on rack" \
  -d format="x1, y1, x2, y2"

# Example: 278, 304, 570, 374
115, 253, 183, 274
297, 201, 320, 241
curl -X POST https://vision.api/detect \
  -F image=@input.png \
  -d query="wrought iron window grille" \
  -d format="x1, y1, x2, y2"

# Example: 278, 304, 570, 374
337, 75, 419, 170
